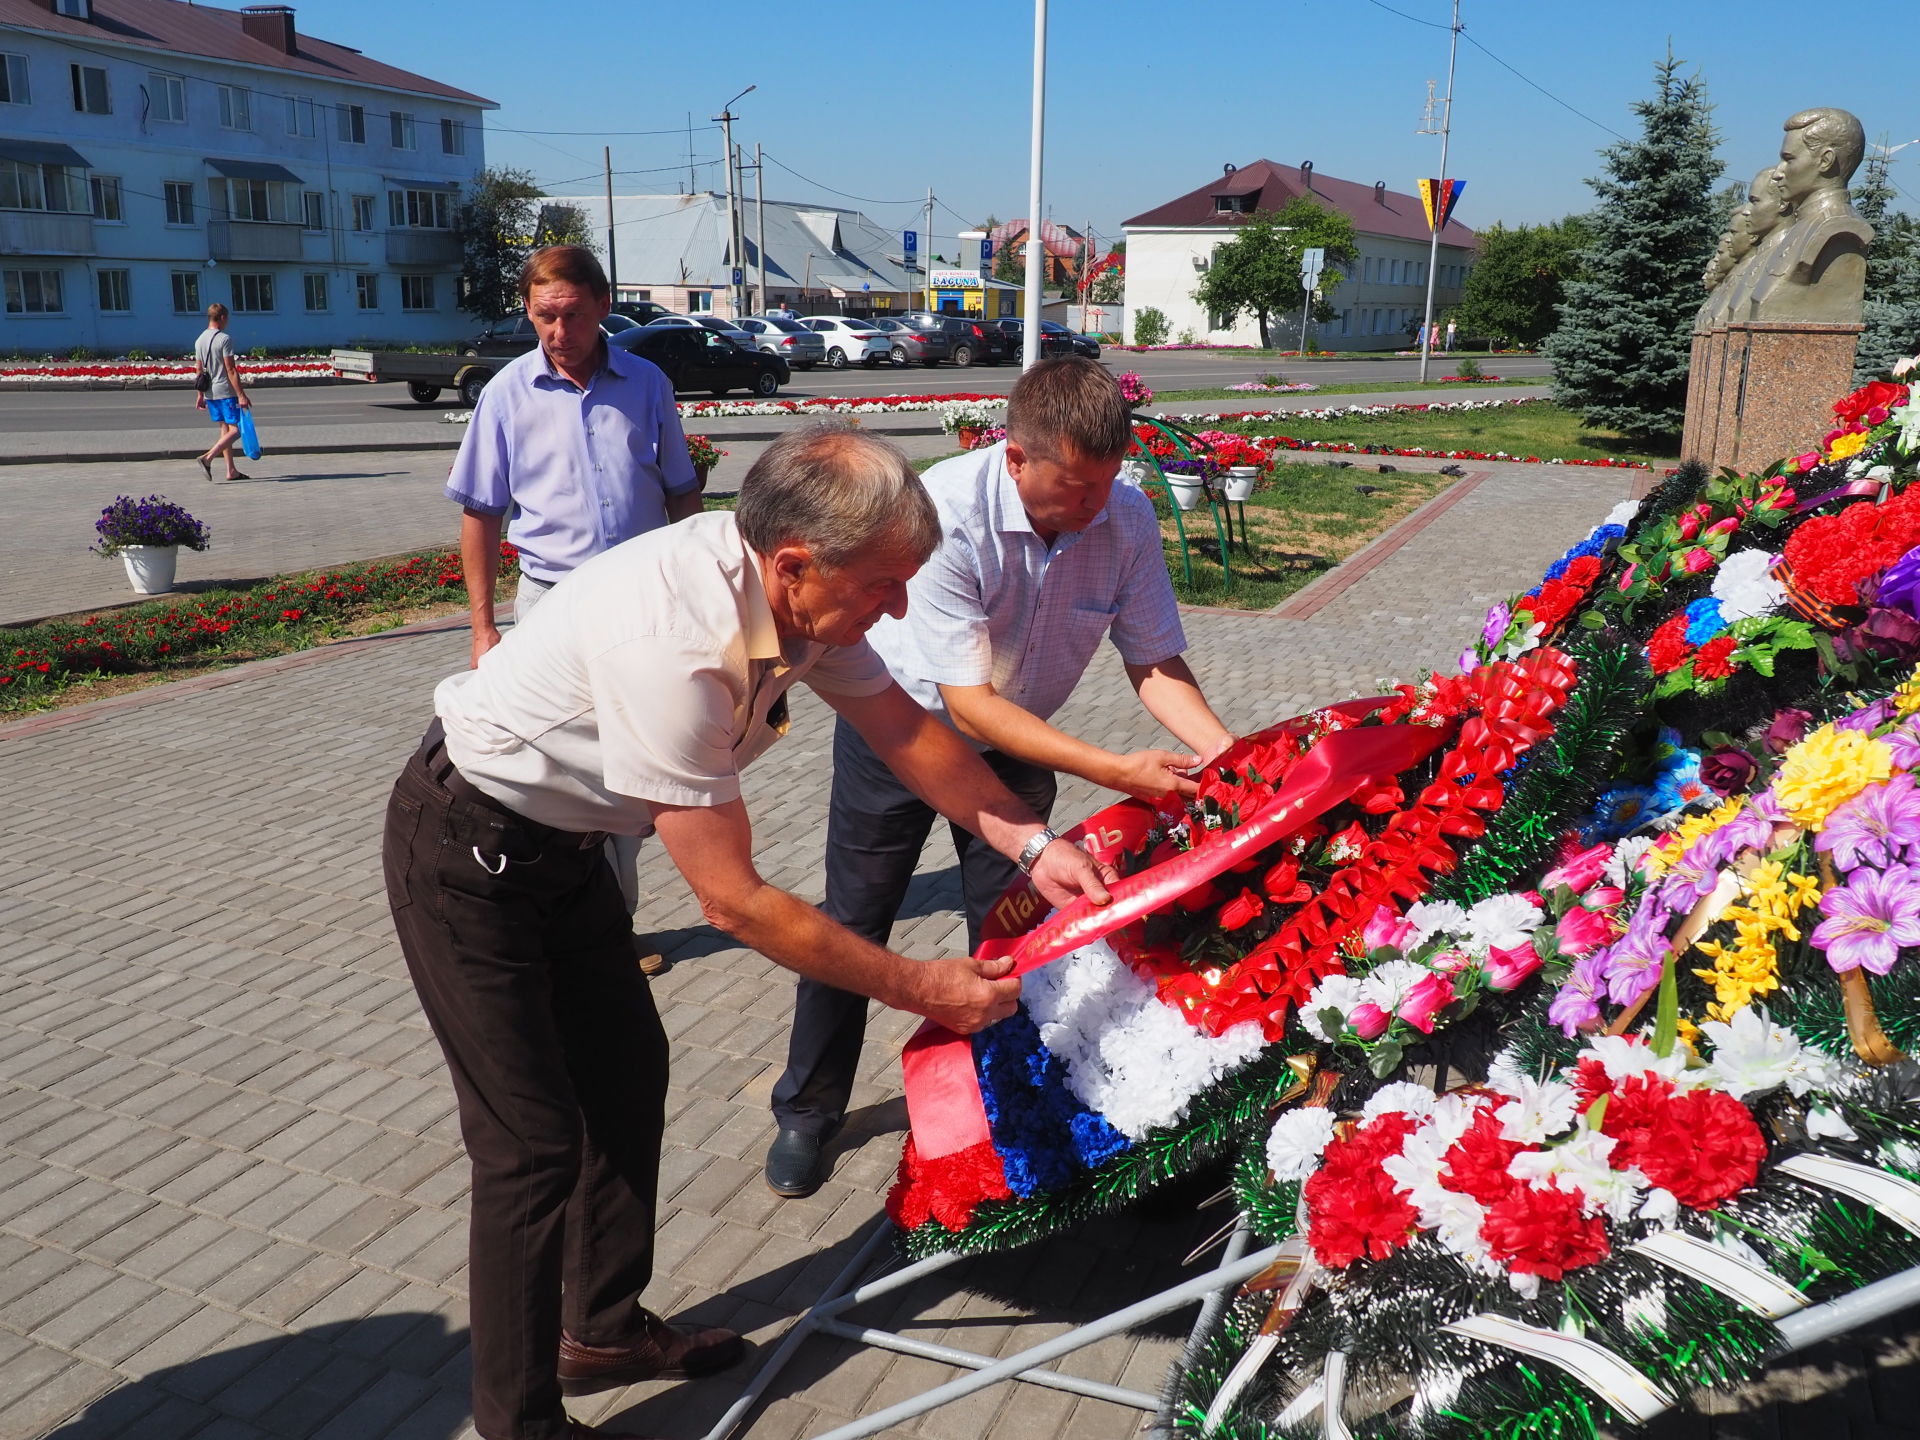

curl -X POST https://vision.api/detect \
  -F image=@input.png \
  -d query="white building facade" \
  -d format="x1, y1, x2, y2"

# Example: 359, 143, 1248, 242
0, 0, 492, 354
1122, 160, 1477, 351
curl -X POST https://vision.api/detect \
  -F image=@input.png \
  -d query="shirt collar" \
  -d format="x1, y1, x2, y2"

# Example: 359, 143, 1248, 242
734, 520, 783, 662
986, 440, 1114, 542
534, 339, 620, 391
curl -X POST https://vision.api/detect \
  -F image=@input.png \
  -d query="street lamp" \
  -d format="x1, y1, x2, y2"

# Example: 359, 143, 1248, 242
1022, 0, 1047, 368
713, 85, 756, 319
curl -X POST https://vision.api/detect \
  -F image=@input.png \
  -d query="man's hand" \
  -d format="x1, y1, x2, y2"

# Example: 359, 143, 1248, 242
1106, 747, 1204, 801
1027, 838, 1117, 911
1197, 731, 1238, 767
470, 621, 502, 668
910, 953, 1022, 1034
236, 393, 252, 409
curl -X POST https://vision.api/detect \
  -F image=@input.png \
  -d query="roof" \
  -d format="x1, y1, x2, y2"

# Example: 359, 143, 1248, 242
1122, 159, 1474, 247
989, 217, 1085, 258
0, 0, 494, 106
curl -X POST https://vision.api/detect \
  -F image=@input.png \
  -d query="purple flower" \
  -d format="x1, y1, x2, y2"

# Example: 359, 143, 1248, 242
1701, 747, 1759, 796
1872, 545, 1920, 618
1884, 719, 1920, 771
1459, 647, 1478, 674
1764, 708, 1815, 755
1550, 952, 1608, 1037
1481, 601, 1511, 648
1837, 699, 1896, 734
1602, 905, 1673, 1005
1811, 867, 1920, 974
1817, 774, 1920, 873
1715, 801, 1781, 858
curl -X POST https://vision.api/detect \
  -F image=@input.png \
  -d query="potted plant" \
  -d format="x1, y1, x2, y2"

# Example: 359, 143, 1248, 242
685, 433, 726, 492
1116, 371, 1153, 410
938, 402, 999, 451
91, 493, 211, 594
1209, 436, 1271, 501
1159, 457, 1219, 512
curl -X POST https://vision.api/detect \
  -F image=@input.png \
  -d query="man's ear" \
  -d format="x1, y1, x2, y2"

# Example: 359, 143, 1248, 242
1004, 439, 1027, 476
1818, 146, 1840, 178
769, 544, 813, 589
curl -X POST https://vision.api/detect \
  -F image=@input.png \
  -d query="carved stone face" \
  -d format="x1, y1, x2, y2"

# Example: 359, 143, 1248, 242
1777, 127, 1832, 205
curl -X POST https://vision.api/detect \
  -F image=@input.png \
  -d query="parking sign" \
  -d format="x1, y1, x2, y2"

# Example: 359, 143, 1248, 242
904, 230, 918, 255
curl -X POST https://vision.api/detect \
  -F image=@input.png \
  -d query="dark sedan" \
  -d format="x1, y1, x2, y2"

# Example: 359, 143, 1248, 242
986, 318, 1072, 359
462, 311, 643, 358
1041, 319, 1101, 357
610, 324, 788, 397
873, 317, 947, 367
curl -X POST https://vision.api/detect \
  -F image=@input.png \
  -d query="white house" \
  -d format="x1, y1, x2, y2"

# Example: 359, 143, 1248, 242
1122, 159, 1477, 351
0, 0, 492, 354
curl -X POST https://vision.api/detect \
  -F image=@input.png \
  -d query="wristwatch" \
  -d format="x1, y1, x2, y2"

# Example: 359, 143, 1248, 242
1015, 827, 1059, 876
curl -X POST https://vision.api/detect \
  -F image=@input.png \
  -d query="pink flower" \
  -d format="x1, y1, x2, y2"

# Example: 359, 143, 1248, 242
1584, 885, 1625, 910
1556, 906, 1614, 958
1677, 511, 1702, 540
1349, 1002, 1393, 1040
1362, 904, 1415, 953
1485, 943, 1543, 991
1705, 516, 1740, 537
1682, 548, 1716, 574
1397, 972, 1456, 1033
1795, 452, 1821, 473
1542, 844, 1610, 893
1617, 563, 1639, 592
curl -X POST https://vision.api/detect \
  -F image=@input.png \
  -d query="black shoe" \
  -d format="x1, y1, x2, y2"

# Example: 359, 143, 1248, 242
764, 1127, 829, 1198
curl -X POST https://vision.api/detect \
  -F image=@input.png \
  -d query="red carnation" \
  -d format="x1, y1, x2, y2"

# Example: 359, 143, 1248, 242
1563, 554, 1605, 588
1692, 634, 1738, 681
1612, 1087, 1766, 1209
1439, 1104, 1527, 1207
1646, 614, 1695, 674
1480, 1183, 1611, 1281
1304, 1114, 1420, 1267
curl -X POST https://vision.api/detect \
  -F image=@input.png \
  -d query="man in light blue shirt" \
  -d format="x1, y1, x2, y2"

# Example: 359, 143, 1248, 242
765, 357, 1237, 1197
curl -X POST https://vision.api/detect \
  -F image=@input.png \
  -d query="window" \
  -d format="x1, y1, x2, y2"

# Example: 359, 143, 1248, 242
400, 274, 435, 310
302, 190, 324, 231
55, 0, 91, 15
285, 94, 316, 138
389, 110, 416, 150
148, 71, 184, 122
97, 268, 130, 312
336, 102, 365, 144
4, 268, 64, 313
218, 84, 251, 131
0, 158, 86, 212
355, 272, 378, 309
440, 117, 465, 156
1206, 305, 1231, 331
88, 175, 121, 221
229, 272, 274, 312
303, 273, 328, 311
1, 52, 30, 105
171, 270, 200, 313
163, 180, 194, 225
350, 194, 374, 232
212, 178, 291, 224
388, 188, 452, 229
687, 290, 712, 312
70, 64, 109, 115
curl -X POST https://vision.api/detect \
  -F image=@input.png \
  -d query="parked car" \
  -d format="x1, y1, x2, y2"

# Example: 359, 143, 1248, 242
611, 325, 788, 397
985, 317, 1072, 359
799, 315, 890, 368
736, 316, 826, 370
872, 317, 947, 368
642, 314, 757, 347
461, 312, 639, 358
612, 300, 673, 325
940, 315, 1013, 367
1041, 319, 1100, 357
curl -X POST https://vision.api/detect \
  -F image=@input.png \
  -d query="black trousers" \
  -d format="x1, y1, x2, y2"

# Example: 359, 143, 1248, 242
383, 727, 667, 1440
770, 717, 1056, 1138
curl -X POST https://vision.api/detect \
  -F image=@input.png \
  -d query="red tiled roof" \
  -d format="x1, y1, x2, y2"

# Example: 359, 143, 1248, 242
0, 0, 493, 106
1123, 159, 1474, 247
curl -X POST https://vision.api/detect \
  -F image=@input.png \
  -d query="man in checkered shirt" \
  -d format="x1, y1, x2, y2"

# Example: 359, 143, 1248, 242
765, 356, 1236, 1198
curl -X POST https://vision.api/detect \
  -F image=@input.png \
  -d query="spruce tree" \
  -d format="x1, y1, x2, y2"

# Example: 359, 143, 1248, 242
1546, 53, 1723, 442
1853, 146, 1920, 381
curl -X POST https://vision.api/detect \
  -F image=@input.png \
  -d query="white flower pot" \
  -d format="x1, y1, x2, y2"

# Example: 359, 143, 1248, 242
1226, 466, 1260, 502
1166, 476, 1204, 511
119, 544, 179, 594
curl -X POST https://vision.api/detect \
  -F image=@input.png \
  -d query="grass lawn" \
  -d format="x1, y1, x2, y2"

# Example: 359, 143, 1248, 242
1152, 461, 1454, 609
1208, 401, 1675, 469
1151, 377, 1542, 404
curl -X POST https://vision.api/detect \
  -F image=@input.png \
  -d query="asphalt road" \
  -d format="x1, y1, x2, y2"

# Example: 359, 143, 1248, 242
0, 349, 1552, 434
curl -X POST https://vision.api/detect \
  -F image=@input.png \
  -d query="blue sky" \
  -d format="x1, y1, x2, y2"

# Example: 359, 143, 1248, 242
290, 0, 1916, 252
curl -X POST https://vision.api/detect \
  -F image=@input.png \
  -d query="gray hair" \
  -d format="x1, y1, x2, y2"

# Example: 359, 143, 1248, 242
735, 424, 941, 570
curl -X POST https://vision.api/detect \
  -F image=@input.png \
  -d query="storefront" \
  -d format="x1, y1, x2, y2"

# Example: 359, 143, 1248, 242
926, 270, 1025, 318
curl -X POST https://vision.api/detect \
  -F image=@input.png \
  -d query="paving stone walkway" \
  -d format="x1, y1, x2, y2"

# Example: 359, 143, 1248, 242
2, 459, 1914, 1440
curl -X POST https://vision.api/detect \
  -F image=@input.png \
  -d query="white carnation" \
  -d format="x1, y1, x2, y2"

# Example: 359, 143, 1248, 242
1403, 899, 1469, 944
1299, 974, 1365, 1042
1464, 892, 1544, 952
1265, 1107, 1338, 1181
1709, 549, 1787, 624
1364, 1081, 1441, 1124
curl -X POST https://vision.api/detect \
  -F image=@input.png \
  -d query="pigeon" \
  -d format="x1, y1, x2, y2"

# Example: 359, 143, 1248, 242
1327, 459, 1353, 468
1439, 463, 1466, 477
1353, 485, 1382, 496
1377, 464, 1398, 473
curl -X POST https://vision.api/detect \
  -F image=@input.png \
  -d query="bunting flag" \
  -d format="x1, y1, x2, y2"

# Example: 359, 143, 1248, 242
1417, 177, 1466, 232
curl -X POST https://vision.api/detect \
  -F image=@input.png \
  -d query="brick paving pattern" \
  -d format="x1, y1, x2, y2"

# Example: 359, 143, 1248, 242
2, 457, 1914, 1439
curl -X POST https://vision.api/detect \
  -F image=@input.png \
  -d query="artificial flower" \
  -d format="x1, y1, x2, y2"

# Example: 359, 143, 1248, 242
1265, 1106, 1338, 1181
1711, 549, 1788, 623
1816, 773, 1920, 872
1773, 724, 1895, 829
1811, 866, 1920, 974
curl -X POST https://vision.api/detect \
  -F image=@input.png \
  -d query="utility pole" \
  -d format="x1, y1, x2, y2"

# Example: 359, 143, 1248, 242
1022, 0, 1048, 368
924, 187, 934, 313
754, 141, 767, 314
1417, 0, 1460, 384
713, 86, 755, 319
603, 146, 617, 300
684, 113, 694, 194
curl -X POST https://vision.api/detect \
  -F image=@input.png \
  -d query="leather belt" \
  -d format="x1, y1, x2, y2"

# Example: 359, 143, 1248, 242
418, 722, 610, 850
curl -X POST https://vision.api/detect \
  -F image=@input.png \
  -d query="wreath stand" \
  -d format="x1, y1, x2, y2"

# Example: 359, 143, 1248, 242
699, 1213, 1275, 1440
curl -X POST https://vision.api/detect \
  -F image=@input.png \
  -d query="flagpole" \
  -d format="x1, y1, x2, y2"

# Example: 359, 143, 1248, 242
1418, 0, 1460, 384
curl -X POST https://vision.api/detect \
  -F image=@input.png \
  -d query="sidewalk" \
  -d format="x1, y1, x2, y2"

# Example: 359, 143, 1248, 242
4, 459, 1906, 1440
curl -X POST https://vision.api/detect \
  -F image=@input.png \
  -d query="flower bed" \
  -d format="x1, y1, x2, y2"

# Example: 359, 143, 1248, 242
0, 360, 335, 382
444, 392, 1013, 424
1, 542, 517, 714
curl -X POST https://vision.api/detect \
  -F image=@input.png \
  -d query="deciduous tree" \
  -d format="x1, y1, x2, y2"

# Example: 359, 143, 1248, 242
1453, 217, 1591, 348
457, 168, 598, 322
1189, 198, 1358, 348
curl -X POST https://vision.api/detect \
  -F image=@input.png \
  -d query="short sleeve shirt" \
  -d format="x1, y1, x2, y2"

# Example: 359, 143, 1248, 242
435, 511, 893, 835
866, 441, 1187, 735
195, 328, 235, 400
444, 342, 699, 584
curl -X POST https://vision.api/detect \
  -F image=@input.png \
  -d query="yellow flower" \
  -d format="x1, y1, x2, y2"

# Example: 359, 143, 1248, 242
1773, 724, 1895, 829
1826, 429, 1871, 462
1896, 668, 1920, 719
1785, 869, 1823, 908
1644, 797, 1747, 877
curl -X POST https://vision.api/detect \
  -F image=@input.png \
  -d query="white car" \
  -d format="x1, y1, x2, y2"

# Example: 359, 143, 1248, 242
799, 315, 889, 368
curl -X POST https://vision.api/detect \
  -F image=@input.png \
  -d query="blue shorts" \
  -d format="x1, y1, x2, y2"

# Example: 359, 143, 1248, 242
206, 397, 242, 425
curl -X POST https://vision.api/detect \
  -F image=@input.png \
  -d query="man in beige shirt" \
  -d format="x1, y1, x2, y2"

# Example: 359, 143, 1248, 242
385, 425, 1114, 1440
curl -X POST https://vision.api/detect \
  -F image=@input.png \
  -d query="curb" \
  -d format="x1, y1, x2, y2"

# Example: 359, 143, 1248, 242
0, 374, 342, 391
1271, 469, 1492, 620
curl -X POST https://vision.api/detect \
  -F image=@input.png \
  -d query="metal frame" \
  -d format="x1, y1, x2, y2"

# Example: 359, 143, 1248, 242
698, 1215, 1275, 1440
1129, 413, 1237, 592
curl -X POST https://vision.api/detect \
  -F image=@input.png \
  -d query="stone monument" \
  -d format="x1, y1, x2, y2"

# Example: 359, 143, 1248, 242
1681, 108, 1874, 473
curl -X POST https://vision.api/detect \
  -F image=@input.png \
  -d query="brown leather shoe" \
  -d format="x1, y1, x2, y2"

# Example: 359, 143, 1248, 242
557, 1312, 745, 1395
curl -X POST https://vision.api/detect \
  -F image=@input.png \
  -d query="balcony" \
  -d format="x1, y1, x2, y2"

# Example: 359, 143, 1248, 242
207, 220, 303, 263
385, 229, 461, 267
0, 210, 95, 257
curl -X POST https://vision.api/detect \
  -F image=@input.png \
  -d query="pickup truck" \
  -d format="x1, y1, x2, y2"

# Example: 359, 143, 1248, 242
329, 348, 508, 407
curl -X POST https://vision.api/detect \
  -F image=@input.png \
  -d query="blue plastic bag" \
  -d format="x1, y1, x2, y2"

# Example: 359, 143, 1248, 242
236, 406, 262, 461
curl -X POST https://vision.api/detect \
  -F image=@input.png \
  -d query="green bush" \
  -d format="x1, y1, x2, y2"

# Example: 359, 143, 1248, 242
1133, 307, 1169, 347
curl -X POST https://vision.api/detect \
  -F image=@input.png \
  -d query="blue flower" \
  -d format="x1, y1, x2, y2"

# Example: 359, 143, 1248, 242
1683, 597, 1726, 645
1582, 785, 1658, 843
974, 1009, 1128, 1195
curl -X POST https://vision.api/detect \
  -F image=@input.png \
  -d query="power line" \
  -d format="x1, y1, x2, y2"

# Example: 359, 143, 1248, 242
1362, 0, 1450, 28
1459, 32, 1627, 141
758, 153, 923, 207
490, 123, 719, 138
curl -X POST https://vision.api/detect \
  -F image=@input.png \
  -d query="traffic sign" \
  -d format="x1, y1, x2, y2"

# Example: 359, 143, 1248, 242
904, 229, 918, 254
980, 236, 994, 264
1299, 247, 1326, 290
731, 267, 744, 287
